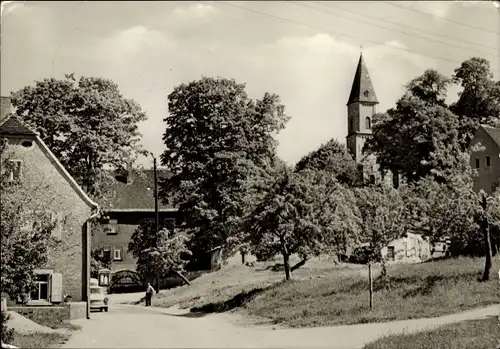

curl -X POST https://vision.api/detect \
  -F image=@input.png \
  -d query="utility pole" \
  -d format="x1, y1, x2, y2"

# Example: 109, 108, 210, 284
152, 154, 159, 237
150, 152, 160, 292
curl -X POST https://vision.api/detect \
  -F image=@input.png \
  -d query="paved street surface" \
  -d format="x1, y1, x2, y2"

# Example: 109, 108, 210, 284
63, 303, 500, 349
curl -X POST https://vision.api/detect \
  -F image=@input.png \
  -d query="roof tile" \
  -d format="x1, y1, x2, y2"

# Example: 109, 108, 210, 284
483, 125, 500, 148
105, 169, 175, 210
0, 116, 37, 136
347, 54, 379, 105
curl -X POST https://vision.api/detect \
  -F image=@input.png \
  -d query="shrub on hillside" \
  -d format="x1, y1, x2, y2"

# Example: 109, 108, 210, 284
1, 311, 15, 344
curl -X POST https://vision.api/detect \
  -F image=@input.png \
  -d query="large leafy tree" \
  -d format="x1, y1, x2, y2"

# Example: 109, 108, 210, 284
10, 76, 147, 201
0, 142, 55, 304
295, 138, 358, 186
160, 77, 290, 259
451, 57, 500, 149
402, 173, 478, 247
128, 219, 191, 286
247, 167, 360, 280
403, 156, 500, 281
354, 185, 407, 276
365, 70, 463, 183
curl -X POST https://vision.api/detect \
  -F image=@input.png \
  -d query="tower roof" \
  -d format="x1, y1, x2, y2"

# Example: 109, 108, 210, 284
347, 54, 379, 105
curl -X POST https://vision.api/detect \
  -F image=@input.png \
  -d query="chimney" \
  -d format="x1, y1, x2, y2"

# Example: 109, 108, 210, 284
1, 97, 12, 121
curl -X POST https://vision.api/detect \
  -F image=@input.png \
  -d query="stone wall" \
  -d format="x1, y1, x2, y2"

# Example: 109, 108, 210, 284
9, 301, 87, 327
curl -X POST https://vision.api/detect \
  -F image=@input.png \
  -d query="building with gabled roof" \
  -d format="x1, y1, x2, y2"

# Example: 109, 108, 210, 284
469, 124, 500, 194
92, 168, 178, 280
1, 97, 99, 319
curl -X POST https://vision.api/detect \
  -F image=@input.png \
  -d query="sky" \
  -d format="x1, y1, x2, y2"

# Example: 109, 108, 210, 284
1, 1, 499, 169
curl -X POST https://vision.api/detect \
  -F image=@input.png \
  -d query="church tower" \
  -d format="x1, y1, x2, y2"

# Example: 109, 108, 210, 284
346, 53, 378, 162
346, 53, 399, 187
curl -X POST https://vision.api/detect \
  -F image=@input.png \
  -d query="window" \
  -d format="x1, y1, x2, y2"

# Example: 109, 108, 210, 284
485, 156, 490, 167
365, 117, 371, 129
6, 160, 22, 181
103, 247, 111, 262
21, 140, 33, 148
30, 274, 50, 301
387, 246, 395, 260
475, 158, 480, 168
364, 90, 370, 97
113, 246, 123, 261
104, 219, 118, 235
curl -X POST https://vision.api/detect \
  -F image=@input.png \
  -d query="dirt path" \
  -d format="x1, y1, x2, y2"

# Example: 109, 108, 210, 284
63, 303, 499, 349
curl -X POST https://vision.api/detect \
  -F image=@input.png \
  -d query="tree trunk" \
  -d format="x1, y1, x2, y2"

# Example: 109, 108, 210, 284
368, 262, 373, 310
283, 252, 291, 281
174, 270, 191, 286
380, 259, 391, 291
290, 257, 309, 272
241, 251, 246, 265
481, 218, 492, 282
481, 195, 492, 282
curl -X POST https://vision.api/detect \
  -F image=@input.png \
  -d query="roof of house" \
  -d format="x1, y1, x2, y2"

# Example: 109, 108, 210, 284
482, 124, 500, 148
105, 169, 176, 211
347, 53, 379, 106
0, 115, 98, 210
0, 115, 37, 136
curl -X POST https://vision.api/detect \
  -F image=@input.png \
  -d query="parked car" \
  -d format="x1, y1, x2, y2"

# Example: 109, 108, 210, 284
90, 278, 109, 312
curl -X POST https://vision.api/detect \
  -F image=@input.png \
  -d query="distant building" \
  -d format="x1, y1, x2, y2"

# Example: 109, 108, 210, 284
1, 98, 98, 315
345, 53, 399, 187
92, 169, 177, 274
382, 233, 432, 263
469, 124, 500, 195
350, 233, 432, 264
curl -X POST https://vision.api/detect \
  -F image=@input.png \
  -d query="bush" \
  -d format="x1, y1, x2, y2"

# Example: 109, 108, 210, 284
1, 311, 15, 344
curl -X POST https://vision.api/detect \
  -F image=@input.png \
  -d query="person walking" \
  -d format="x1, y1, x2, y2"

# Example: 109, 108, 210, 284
145, 282, 155, 307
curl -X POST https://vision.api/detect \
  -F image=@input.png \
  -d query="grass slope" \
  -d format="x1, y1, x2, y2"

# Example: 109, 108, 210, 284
11, 331, 70, 349
245, 257, 500, 327
364, 317, 500, 349
153, 256, 499, 328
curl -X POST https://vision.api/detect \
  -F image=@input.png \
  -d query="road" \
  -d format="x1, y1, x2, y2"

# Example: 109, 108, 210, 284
63, 303, 500, 349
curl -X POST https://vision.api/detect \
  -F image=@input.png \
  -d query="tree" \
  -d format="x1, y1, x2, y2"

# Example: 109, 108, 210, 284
354, 184, 407, 289
0, 142, 55, 304
403, 156, 500, 281
247, 167, 360, 280
479, 188, 500, 281
128, 219, 191, 287
451, 57, 500, 149
405, 69, 452, 107
365, 70, 463, 183
402, 172, 478, 247
295, 138, 359, 186
160, 77, 290, 260
10, 76, 147, 201
90, 247, 111, 278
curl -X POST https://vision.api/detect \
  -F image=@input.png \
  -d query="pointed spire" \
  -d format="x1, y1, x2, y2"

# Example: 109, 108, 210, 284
347, 53, 379, 106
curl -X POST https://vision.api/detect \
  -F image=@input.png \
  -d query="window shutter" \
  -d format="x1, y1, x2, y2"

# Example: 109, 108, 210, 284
50, 273, 63, 303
